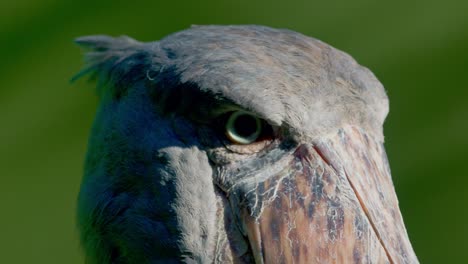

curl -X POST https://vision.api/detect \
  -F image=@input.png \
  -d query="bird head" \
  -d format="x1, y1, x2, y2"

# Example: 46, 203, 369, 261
75, 25, 417, 263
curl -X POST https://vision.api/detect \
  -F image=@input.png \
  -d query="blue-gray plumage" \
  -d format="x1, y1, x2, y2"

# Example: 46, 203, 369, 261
75, 25, 418, 263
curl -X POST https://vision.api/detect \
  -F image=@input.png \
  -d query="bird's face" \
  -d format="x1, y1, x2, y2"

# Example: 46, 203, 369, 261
76, 26, 418, 263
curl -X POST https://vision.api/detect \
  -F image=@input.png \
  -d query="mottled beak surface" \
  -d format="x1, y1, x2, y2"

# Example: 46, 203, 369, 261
232, 126, 417, 263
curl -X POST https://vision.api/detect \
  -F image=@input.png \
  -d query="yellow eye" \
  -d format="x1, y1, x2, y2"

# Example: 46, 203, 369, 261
225, 111, 262, 144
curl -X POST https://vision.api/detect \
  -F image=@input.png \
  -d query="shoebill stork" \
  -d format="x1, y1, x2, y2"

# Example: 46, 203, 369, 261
75, 25, 418, 263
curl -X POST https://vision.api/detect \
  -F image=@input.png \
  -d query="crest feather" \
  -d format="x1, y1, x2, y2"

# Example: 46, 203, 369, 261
73, 35, 150, 99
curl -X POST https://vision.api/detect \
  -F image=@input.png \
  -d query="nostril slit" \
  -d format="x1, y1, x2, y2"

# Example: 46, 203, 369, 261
312, 145, 332, 166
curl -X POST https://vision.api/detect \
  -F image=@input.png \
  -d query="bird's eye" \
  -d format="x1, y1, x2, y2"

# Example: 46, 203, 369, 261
225, 111, 262, 145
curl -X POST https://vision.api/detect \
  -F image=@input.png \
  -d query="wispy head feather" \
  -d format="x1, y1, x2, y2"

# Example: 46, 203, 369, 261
72, 35, 151, 99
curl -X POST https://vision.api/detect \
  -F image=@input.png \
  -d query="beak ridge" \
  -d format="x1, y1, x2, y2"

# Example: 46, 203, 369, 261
237, 125, 418, 263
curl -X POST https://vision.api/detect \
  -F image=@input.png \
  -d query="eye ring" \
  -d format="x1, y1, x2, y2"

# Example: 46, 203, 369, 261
225, 111, 262, 144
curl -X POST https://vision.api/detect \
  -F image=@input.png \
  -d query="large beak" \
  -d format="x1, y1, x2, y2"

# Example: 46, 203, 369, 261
235, 125, 418, 263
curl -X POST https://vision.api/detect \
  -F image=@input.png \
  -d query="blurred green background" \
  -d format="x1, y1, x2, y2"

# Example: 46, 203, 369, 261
1, 0, 467, 263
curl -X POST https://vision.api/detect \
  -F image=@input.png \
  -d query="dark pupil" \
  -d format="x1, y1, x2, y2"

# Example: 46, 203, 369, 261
234, 114, 257, 138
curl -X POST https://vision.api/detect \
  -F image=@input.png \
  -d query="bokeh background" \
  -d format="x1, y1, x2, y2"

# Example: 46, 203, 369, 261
1, 0, 467, 263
